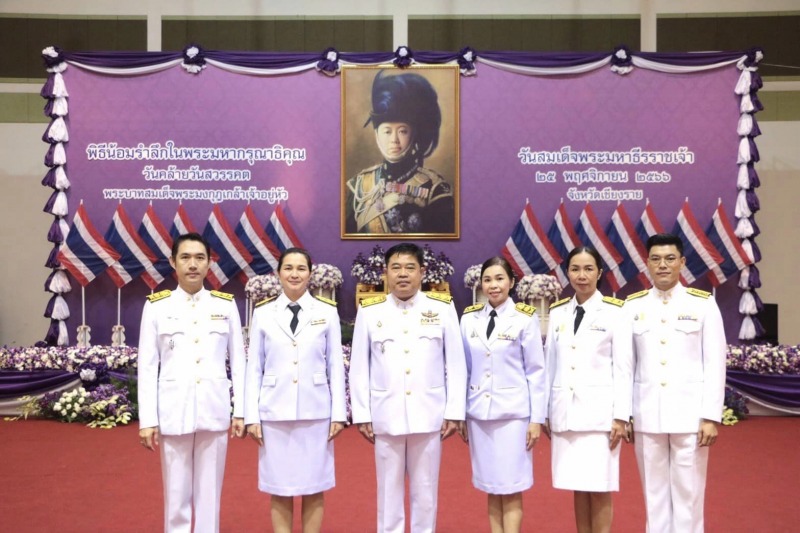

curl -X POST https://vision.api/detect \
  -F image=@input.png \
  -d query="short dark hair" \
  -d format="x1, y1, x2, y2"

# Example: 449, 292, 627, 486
646, 233, 684, 255
480, 256, 516, 285
385, 243, 424, 267
566, 246, 603, 289
278, 247, 313, 270
171, 232, 210, 259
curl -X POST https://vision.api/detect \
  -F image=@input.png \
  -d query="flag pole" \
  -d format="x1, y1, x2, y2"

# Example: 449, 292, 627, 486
77, 286, 91, 348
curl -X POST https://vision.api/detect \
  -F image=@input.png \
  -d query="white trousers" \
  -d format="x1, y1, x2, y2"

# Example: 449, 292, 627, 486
374, 432, 442, 533
634, 432, 709, 533
160, 430, 228, 533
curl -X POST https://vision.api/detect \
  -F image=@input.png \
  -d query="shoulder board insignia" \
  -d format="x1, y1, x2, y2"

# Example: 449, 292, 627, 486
515, 302, 536, 316
463, 303, 485, 314
626, 290, 649, 302
687, 288, 711, 299
315, 295, 337, 307
210, 290, 234, 301
602, 296, 625, 307
549, 297, 570, 310
146, 290, 171, 303
255, 296, 276, 308
360, 295, 386, 307
426, 292, 453, 304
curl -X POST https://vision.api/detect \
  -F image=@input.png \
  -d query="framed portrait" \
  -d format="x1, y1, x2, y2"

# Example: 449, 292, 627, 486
341, 65, 460, 239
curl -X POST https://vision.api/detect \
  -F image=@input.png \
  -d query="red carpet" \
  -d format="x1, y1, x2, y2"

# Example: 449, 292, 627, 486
0, 417, 797, 532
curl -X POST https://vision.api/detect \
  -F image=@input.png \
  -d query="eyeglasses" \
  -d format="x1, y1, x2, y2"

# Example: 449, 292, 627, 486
648, 255, 680, 266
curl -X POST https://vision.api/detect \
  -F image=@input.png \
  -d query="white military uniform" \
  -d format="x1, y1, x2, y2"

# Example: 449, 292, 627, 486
138, 287, 245, 533
624, 285, 726, 533
350, 291, 467, 533
243, 291, 346, 496
544, 291, 631, 492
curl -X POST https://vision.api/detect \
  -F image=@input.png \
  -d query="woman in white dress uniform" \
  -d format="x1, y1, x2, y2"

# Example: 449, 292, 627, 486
460, 256, 546, 533
244, 248, 347, 533
544, 246, 632, 533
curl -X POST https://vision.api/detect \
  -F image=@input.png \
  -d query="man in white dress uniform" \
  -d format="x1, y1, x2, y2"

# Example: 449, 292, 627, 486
625, 233, 726, 533
350, 243, 467, 533
138, 233, 246, 533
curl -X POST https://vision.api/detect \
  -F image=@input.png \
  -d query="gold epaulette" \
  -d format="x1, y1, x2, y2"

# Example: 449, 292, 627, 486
146, 290, 171, 303
255, 296, 276, 308
426, 292, 453, 304
626, 289, 649, 302
549, 297, 570, 310
687, 288, 712, 299
360, 295, 386, 307
515, 302, 536, 316
463, 303, 485, 314
210, 290, 234, 301
602, 296, 625, 307
315, 295, 337, 306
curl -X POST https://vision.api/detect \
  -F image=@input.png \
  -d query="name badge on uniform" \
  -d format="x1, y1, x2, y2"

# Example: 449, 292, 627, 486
497, 333, 517, 341
677, 315, 698, 321
311, 318, 327, 326
589, 323, 607, 332
420, 310, 441, 325
168, 339, 175, 349
210, 314, 228, 320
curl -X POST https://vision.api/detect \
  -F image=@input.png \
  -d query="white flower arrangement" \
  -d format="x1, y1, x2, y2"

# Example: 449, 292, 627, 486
309, 263, 343, 291
351, 245, 386, 286
245, 273, 283, 302
515, 273, 563, 302
463, 264, 482, 289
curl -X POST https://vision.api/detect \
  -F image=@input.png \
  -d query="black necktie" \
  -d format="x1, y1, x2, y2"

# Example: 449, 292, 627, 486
574, 305, 585, 334
486, 310, 497, 338
289, 303, 300, 333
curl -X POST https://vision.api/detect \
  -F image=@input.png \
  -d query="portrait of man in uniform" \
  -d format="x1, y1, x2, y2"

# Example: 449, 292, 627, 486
341, 66, 460, 239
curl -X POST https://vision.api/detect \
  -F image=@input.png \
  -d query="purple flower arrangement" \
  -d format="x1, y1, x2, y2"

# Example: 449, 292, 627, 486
244, 273, 283, 302
28, 383, 134, 428
309, 263, 344, 291
723, 386, 749, 426
0, 345, 137, 372
351, 245, 386, 286
515, 274, 563, 302
421, 245, 454, 285
463, 264, 482, 289
726, 344, 800, 374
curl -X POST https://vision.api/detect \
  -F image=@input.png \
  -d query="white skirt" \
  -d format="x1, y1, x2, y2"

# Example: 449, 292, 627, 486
259, 419, 335, 496
467, 417, 533, 494
551, 430, 620, 492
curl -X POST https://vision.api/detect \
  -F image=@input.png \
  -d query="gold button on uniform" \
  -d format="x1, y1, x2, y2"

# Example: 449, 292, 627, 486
293, 360, 298, 365
405, 369, 411, 374
660, 339, 667, 345
484, 393, 490, 398
196, 379, 201, 384
661, 318, 667, 323
660, 360, 667, 365
662, 300, 668, 305
406, 391, 411, 395
403, 329, 408, 334
194, 338, 199, 344
293, 378, 298, 384
661, 382, 667, 387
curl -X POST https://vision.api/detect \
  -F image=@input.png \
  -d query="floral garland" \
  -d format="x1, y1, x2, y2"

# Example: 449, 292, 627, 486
421, 245, 454, 285
11, 384, 134, 429
351, 245, 386, 286
0, 345, 137, 372
463, 264, 482, 289
515, 274, 563, 302
726, 344, 800, 374
244, 273, 283, 302
309, 263, 343, 291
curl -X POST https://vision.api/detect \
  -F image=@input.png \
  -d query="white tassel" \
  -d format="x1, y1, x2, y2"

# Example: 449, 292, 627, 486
49, 269, 72, 293
47, 117, 69, 142
54, 166, 71, 190
741, 239, 755, 263
51, 191, 69, 217
51, 295, 70, 320
58, 320, 69, 346
737, 113, 753, 136
738, 315, 756, 340
738, 266, 750, 289
51, 96, 69, 117
739, 93, 754, 114
734, 70, 751, 95
737, 164, 751, 190
738, 290, 757, 315
735, 190, 752, 218
737, 137, 751, 164
52, 143, 67, 166
59, 218, 70, 240
52, 73, 69, 98
735, 217, 754, 238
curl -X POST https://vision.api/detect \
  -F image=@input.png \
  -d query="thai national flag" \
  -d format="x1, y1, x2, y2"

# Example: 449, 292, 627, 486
170, 203, 198, 239
236, 204, 281, 282
607, 203, 651, 289
576, 203, 626, 292
501, 201, 562, 278
266, 204, 303, 254
104, 204, 160, 289
673, 199, 724, 285
706, 202, 753, 286
546, 202, 581, 287
202, 205, 254, 289
138, 204, 174, 284
57, 203, 121, 287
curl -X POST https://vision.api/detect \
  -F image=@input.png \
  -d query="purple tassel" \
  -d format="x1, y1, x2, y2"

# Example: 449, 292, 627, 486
750, 71, 763, 91
393, 46, 413, 68
748, 164, 760, 188
40, 74, 56, 98
43, 189, 61, 214
46, 245, 61, 268
749, 114, 761, 137
43, 98, 56, 118
41, 166, 58, 188
750, 93, 763, 112
44, 319, 61, 346
746, 189, 760, 212
43, 294, 57, 318
751, 289, 764, 313
749, 238, 762, 263
749, 216, 761, 237
748, 264, 761, 288
41, 121, 56, 143
44, 143, 59, 167
753, 316, 766, 338
44, 270, 58, 292
47, 218, 64, 243
747, 138, 760, 162
316, 47, 340, 74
